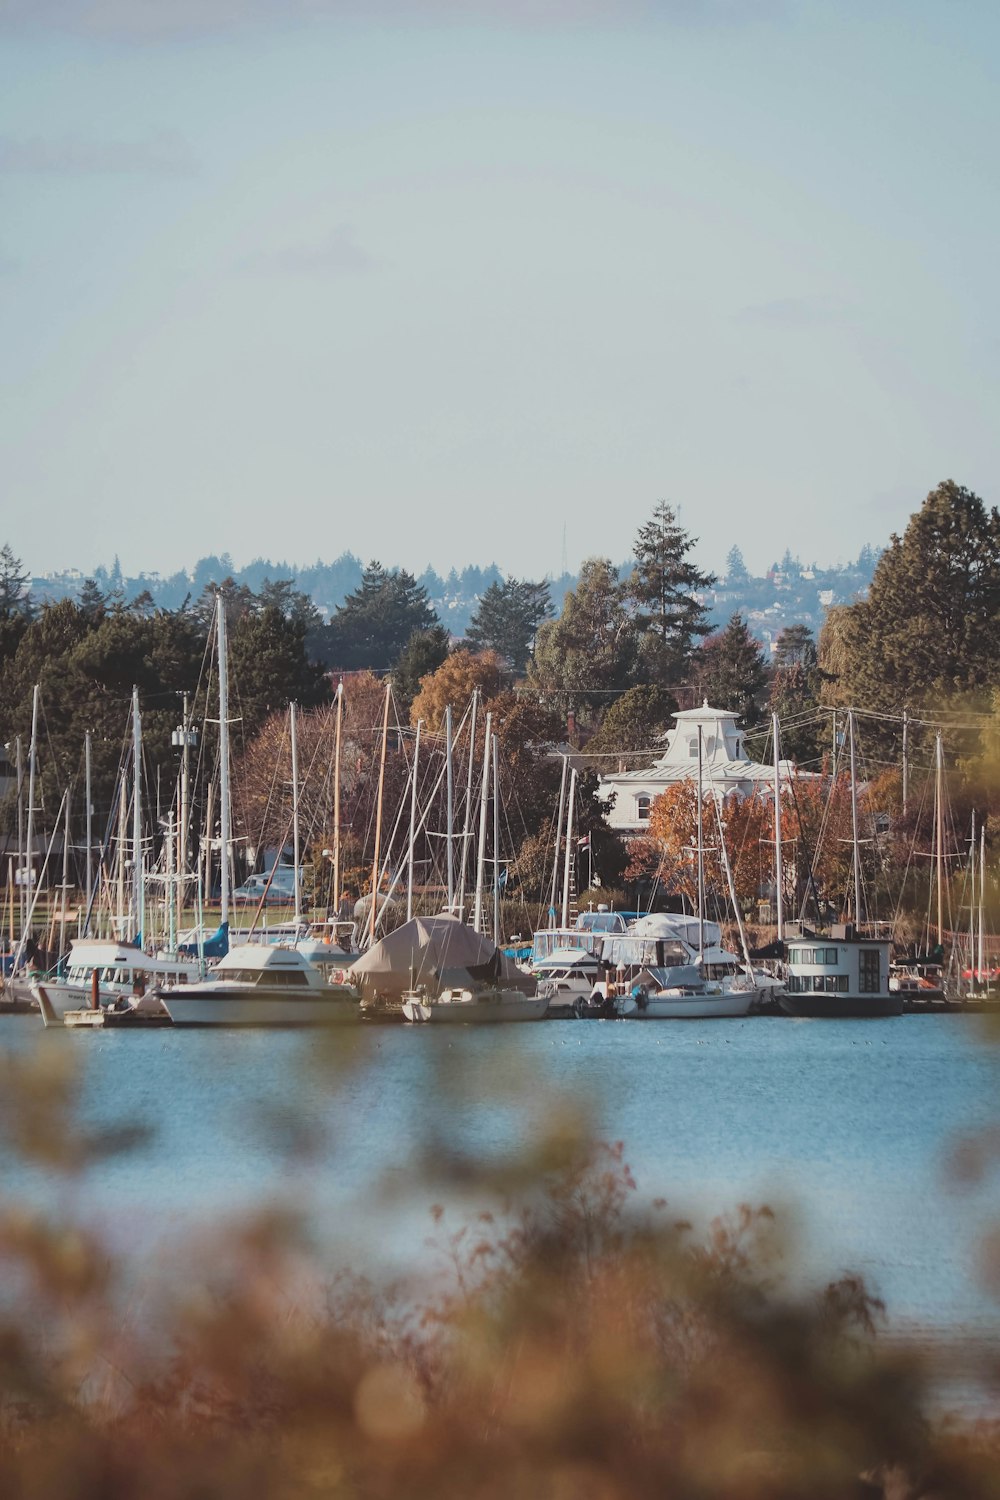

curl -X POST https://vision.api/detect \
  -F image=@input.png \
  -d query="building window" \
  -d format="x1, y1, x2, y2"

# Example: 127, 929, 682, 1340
859, 949, 881, 993
688, 739, 698, 758
636, 794, 651, 822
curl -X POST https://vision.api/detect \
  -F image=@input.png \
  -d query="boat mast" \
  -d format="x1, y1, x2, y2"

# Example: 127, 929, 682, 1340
445, 705, 455, 914
457, 688, 479, 921
85, 729, 93, 922
848, 709, 863, 930
368, 681, 392, 947
216, 592, 231, 931
132, 685, 144, 943
492, 730, 501, 943
15, 736, 24, 936
772, 710, 784, 943
290, 701, 302, 927
697, 724, 705, 962
23, 685, 39, 935
473, 709, 493, 934
561, 766, 577, 930
332, 679, 344, 916
407, 719, 422, 922
969, 811, 977, 994
935, 731, 944, 950
549, 754, 569, 929
978, 823, 986, 991
58, 788, 71, 965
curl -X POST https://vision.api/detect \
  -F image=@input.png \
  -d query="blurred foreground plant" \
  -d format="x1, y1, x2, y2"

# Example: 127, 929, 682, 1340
0, 1047, 999, 1499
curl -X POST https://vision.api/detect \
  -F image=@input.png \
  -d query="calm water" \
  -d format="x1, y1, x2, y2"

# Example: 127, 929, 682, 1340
2, 1013, 999, 1343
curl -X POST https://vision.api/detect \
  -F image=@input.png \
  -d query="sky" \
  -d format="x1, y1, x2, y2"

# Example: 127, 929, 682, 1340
1, 0, 998, 583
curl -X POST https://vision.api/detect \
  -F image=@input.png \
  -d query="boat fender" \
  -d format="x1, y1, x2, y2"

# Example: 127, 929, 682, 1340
633, 984, 649, 1013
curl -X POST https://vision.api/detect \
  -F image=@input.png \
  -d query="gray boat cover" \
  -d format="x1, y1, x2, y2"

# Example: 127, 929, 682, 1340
349, 913, 535, 1000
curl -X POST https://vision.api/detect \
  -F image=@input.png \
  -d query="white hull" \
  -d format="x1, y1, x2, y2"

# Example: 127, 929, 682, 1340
617, 986, 755, 1019
403, 988, 548, 1023
162, 988, 361, 1026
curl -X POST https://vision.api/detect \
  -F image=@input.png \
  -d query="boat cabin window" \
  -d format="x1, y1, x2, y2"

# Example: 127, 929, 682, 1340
786, 974, 850, 994
789, 947, 838, 965
859, 949, 881, 993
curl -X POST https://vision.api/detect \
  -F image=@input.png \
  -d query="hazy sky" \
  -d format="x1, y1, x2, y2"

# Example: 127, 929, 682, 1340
1, 0, 998, 583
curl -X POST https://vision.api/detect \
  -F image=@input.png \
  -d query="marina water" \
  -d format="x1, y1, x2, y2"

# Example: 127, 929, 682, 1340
2, 1014, 999, 1363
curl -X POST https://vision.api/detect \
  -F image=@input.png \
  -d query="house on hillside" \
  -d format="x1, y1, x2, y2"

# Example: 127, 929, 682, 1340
599, 701, 793, 834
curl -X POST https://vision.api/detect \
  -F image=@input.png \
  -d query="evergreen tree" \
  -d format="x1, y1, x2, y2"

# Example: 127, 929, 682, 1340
77, 577, 107, 622
833, 480, 1000, 716
393, 625, 451, 710
466, 578, 552, 672
725, 545, 749, 584
529, 558, 635, 719
623, 501, 716, 685
773, 623, 817, 669
257, 578, 322, 632
692, 614, 770, 730
0, 544, 31, 619
583, 684, 678, 772
323, 563, 438, 672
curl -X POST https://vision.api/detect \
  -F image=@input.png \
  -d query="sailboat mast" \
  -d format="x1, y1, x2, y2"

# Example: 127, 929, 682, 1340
473, 710, 493, 934
697, 724, 705, 961
935, 732, 944, 949
132, 685, 143, 942
216, 594, 232, 929
445, 705, 455, 914
978, 824, 986, 990
407, 719, 422, 922
969, 811, 977, 991
457, 688, 478, 919
561, 766, 578, 929
549, 754, 569, 929
772, 711, 784, 942
492, 731, 501, 943
290, 701, 301, 927
848, 709, 863, 929
15, 736, 24, 936
369, 681, 392, 946
333, 679, 344, 916
85, 729, 93, 918
24, 685, 39, 931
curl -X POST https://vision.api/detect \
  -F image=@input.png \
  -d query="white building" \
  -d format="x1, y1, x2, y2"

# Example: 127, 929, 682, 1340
599, 701, 787, 834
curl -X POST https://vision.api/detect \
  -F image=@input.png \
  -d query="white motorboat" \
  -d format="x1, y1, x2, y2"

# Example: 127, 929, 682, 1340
10, 937, 204, 1022
530, 945, 601, 1017
159, 943, 360, 1026
401, 985, 549, 1023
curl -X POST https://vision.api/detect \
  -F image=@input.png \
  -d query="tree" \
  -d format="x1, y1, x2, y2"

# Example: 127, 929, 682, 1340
773, 624, 817, 670
583, 685, 678, 772
623, 501, 716, 685
692, 615, 770, 730
529, 559, 635, 719
77, 577, 107, 623
646, 783, 771, 912
832, 480, 1000, 717
393, 626, 451, 711
323, 563, 438, 672
725, 545, 749, 584
409, 650, 506, 733
0, 544, 31, 619
256, 577, 322, 632
466, 578, 552, 673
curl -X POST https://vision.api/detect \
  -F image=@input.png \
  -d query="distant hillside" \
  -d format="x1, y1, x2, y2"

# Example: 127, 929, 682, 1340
28, 543, 879, 652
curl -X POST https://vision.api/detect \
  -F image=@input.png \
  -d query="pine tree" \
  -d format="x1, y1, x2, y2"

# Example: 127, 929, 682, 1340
529, 559, 635, 719
623, 501, 716, 686
692, 614, 770, 730
0, 544, 30, 619
725, 545, 749, 584
466, 578, 552, 672
325, 563, 438, 671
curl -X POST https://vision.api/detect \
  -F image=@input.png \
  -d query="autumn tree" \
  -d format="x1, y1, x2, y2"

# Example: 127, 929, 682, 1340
409, 650, 506, 733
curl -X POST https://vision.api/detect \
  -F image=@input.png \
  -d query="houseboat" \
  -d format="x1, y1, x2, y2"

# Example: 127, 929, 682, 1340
781, 926, 900, 1018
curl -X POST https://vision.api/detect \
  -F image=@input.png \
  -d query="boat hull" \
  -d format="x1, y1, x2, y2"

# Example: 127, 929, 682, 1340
618, 988, 755, 1019
403, 991, 548, 1023
779, 993, 903, 1018
162, 987, 361, 1026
